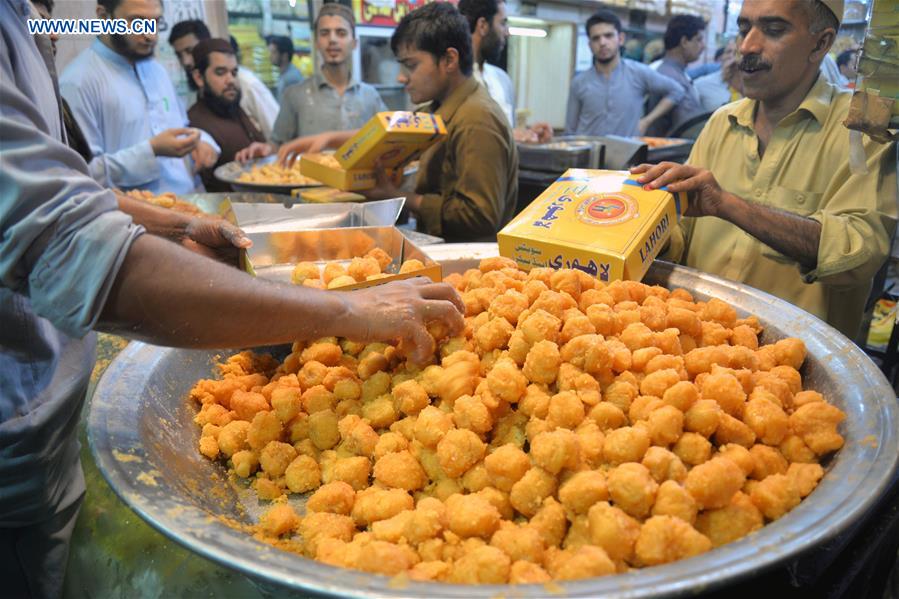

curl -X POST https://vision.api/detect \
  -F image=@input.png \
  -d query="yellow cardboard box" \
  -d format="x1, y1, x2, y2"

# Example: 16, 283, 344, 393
497, 169, 687, 283
335, 111, 446, 170
300, 153, 381, 191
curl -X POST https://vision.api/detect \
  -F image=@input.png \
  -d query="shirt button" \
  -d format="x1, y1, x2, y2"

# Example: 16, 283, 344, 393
796, 194, 806, 204
754, 189, 762, 198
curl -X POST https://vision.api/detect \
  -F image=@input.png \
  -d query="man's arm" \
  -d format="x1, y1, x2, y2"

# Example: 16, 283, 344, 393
99, 234, 462, 362
60, 77, 161, 188
564, 79, 582, 135
639, 98, 677, 135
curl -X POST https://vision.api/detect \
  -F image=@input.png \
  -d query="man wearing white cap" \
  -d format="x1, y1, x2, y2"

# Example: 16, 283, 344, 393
633, 0, 897, 340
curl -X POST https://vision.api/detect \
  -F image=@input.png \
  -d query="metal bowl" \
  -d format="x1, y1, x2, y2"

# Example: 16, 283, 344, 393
214, 155, 324, 194
89, 247, 898, 598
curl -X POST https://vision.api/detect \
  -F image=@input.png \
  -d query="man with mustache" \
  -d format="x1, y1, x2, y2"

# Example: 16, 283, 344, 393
60, 0, 220, 193
633, 0, 897, 340
187, 38, 266, 192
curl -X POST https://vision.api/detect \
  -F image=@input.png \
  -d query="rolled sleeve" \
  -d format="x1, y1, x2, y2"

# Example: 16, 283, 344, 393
801, 140, 896, 286
1, 63, 143, 338
60, 79, 160, 188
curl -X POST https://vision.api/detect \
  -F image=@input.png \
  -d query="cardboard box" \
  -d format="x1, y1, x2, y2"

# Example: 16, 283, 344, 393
335, 111, 446, 170
242, 226, 441, 290
299, 154, 380, 191
497, 169, 687, 283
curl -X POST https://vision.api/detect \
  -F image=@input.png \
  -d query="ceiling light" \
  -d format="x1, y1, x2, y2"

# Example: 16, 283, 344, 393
509, 26, 548, 38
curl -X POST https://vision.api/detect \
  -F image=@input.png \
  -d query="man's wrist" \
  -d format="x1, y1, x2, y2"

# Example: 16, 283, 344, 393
716, 191, 744, 222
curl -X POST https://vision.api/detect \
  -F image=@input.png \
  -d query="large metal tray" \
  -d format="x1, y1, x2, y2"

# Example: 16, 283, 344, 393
89, 247, 898, 598
517, 139, 599, 172
230, 197, 404, 234
214, 155, 324, 194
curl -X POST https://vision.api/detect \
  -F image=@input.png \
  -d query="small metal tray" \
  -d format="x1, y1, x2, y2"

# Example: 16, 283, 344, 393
230, 197, 404, 234
242, 225, 441, 288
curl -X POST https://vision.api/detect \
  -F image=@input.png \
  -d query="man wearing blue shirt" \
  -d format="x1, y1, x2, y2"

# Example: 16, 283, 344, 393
60, 0, 220, 193
267, 34, 304, 102
565, 10, 684, 137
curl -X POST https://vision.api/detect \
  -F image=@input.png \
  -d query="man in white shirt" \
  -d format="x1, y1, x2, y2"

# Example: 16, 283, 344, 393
458, 0, 552, 143
168, 20, 280, 140
694, 39, 743, 113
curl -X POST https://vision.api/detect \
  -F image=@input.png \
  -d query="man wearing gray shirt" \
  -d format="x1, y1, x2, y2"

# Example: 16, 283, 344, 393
239, 4, 385, 162
647, 14, 707, 136
566, 10, 683, 138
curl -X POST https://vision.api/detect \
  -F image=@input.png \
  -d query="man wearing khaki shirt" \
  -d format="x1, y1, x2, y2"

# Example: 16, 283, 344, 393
363, 2, 518, 241
634, 0, 896, 339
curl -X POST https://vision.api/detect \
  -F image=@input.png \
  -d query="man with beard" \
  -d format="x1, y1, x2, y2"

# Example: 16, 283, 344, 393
60, 0, 219, 193
646, 14, 708, 136
565, 10, 684, 137
187, 39, 266, 192
169, 20, 279, 140
458, 0, 552, 143
633, 0, 897, 340
238, 3, 385, 163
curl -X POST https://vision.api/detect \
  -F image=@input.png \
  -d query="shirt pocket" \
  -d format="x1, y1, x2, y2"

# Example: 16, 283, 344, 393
766, 185, 823, 218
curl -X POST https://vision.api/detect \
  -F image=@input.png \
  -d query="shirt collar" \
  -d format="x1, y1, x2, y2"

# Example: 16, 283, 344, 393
727, 73, 834, 130
91, 37, 135, 70
431, 76, 479, 124
313, 71, 360, 91
661, 57, 686, 74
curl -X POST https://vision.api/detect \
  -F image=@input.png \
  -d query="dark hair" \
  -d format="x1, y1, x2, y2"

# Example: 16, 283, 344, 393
585, 9, 621, 37
836, 49, 856, 68
195, 45, 234, 76
229, 35, 240, 54
266, 35, 294, 58
714, 45, 727, 61
169, 19, 210, 45
391, 3, 473, 77
664, 14, 706, 51
97, 0, 122, 13
314, 2, 356, 37
32, 0, 54, 12
457, 0, 500, 34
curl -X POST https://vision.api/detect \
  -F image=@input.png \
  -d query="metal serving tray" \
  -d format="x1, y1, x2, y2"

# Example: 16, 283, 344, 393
89, 246, 898, 598
230, 197, 404, 234
214, 155, 324, 194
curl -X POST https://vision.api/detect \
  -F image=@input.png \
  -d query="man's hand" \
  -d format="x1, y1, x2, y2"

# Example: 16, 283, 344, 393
180, 216, 252, 264
191, 141, 219, 171
530, 122, 553, 143
277, 131, 341, 167
361, 163, 406, 202
235, 141, 274, 164
638, 117, 651, 136
150, 127, 200, 157
342, 277, 465, 364
631, 162, 727, 217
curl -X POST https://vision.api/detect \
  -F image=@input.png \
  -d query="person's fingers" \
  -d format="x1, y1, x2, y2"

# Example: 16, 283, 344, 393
635, 162, 677, 185
402, 319, 436, 365
421, 299, 465, 337
644, 164, 695, 190
629, 163, 652, 174
167, 127, 193, 137
664, 174, 704, 193
218, 222, 253, 249
417, 283, 465, 313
